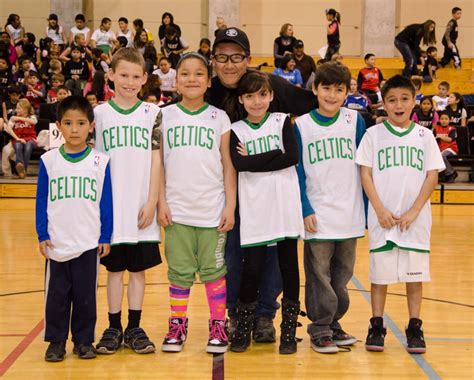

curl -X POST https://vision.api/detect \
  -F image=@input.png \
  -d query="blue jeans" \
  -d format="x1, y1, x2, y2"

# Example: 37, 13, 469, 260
394, 39, 418, 77
225, 208, 282, 318
15, 140, 36, 171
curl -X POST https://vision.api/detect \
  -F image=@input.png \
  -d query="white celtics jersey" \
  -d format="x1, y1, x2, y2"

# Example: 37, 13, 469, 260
95, 100, 161, 244
41, 146, 108, 261
296, 108, 365, 240
356, 121, 445, 252
232, 113, 304, 247
161, 103, 230, 227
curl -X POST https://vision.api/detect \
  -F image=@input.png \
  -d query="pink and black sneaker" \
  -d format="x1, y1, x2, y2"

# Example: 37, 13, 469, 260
207, 319, 229, 354
161, 317, 188, 352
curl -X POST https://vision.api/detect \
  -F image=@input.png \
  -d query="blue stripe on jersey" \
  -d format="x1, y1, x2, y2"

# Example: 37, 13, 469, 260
99, 163, 113, 244
295, 125, 315, 218
36, 159, 50, 242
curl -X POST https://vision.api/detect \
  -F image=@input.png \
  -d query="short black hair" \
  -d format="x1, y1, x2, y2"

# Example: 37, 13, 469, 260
133, 18, 144, 28
439, 81, 450, 90
28, 70, 39, 79
101, 17, 111, 25
75, 14, 85, 22
118, 17, 128, 24
7, 85, 21, 94
426, 46, 437, 54
57, 95, 94, 122
438, 110, 450, 119
381, 75, 416, 100
452, 7, 462, 13
364, 53, 375, 61
313, 61, 351, 89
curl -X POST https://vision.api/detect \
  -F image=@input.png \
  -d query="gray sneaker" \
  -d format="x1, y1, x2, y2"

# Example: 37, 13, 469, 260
253, 316, 276, 343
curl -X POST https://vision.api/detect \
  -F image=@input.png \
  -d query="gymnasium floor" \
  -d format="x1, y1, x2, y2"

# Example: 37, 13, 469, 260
0, 199, 472, 379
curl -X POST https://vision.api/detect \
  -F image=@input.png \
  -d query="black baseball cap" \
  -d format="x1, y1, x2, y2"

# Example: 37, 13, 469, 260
48, 13, 58, 21
213, 27, 250, 56
294, 40, 304, 48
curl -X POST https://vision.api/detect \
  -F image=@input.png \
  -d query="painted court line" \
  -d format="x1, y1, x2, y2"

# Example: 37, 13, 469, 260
0, 319, 44, 377
212, 353, 225, 380
351, 276, 441, 380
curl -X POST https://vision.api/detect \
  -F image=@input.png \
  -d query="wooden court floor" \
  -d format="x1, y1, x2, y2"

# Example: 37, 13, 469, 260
0, 199, 472, 379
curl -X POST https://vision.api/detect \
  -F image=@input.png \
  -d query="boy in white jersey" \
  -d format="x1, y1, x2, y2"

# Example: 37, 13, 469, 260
295, 62, 366, 354
36, 96, 113, 362
356, 75, 445, 354
94, 48, 162, 355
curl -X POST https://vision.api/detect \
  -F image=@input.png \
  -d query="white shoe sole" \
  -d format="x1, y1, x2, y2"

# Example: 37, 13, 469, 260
310, 343, 338, 354
161, 343, 184, 352
365, 344, 384, 352
124, 343, 155, 354
206, 345, 228, 354
334, 338, 357, 346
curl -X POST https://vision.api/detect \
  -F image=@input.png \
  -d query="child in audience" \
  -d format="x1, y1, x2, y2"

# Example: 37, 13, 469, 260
64, 45, 90, 95
117, 17, 134, 48
412, 96, 438, 130
422, 47, 438, 83
435, 111, 458, 183
161, 26, 188, 68
344, 78, 370, 111
83, 71, 114, 103
432, 81, 450, 111
5, 14, 25, 56
91, 48, 110, 75
22, 71, 45, 114
69, 14, 91, 45
446, 92, 467, 127
198, 38, 212, 64
272, 54, 303, 87
85, 92, 98, 108
412, 78, 423, 105
91, 18, 116, 54
47, 73, 65, 103
0, 57, 13, 99
357, 53, 384, 104
45, 14, 67, 51
152, 57, 177, 99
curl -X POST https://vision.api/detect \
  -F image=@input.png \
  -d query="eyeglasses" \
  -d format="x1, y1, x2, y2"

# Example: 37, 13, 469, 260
213, 54, 247, 63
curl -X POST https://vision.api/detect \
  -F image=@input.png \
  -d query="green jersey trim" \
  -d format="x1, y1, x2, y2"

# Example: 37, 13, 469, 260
111, 240, 161, 246
310, 110, 340, 127
305, 235, 365, 243
241, 236, 299, 248
243, 112, 271, 130
370, 240, 430, 253
177, 102, 209, 115
108, 99, 143, 115
383, 121, 415, 137
59, 145, 92, 163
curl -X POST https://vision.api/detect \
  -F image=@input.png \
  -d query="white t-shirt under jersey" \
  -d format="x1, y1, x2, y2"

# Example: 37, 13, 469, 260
232, 112, 304, 247
356, 121, 445, 252
161, 103, 230, 228
94, 100, 161, 244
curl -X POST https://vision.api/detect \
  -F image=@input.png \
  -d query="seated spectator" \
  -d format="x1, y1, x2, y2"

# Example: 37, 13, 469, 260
357, 53, 384, 103
422, 46, 438, 83
198, 38, 211, 65
47, 73, 65, 103
344, 78, 369, 111
117, 17, 134, 48
0, 57, 13, 100
435, 111, 458, 182
293, 39, 316, 88
111, 36, 128, 56
153, 57, 177, 98
83, 71, 114, 103
91, 48, 109, 75
140, 74, 162, 102
4, 98, 37, 178
133, 18, 154, 45
433, 81, 450, 111
412, 78, 423, 105
133, 28, 150, 56
60, 33, 92, 62
40, 58, 62, 88
63, 45, 90, 95
144, 45, 158, 74
23, 33, 41, 67
446, 92, 467, 127
22, 71, 45, 114
161, 26, 188, 68
45, 14, 67, 51
69, 14, 91, 45
412, 96, 439, 130
5, 14, 25, 56
85, 91, 98, 108
158, 12, 181, 40
0, 32, 17, 66
91, 17, 116, 54
14, 56, 35, 85
272, 54, 303, 87
214, 16, 227, 37
273, 23, 296, 68
2, 85, 20, 122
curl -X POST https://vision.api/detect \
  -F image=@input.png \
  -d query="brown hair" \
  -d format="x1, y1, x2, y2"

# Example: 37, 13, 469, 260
110, 47, 146, 72
279, 23, 293, 37
422, 20, 436, 45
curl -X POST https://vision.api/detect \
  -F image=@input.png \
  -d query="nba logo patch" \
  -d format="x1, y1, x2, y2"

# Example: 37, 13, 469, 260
345, 113, 352, 124
212, 111, 217, 119
144, 104, 150, 114
276, 113, 282, 122
94, 155, 100, 166
418, 128, 425, 137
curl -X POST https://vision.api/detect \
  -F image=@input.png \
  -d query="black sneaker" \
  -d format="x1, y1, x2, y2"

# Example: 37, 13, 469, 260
253, 316, 276, 343
44, 341, 66, 362
96, 328, 123, 354
228, 315, 237, 342
365, 317, 386, 352
332, 327, 357, 346
124, 327, 155, 354
310, 335, 339, 354
406, 318, 426, 354
73, 344, 96, 359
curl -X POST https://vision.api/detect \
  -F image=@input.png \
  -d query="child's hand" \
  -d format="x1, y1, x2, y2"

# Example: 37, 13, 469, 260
237, 142, 248, 156
398, 208, 420, 232
138, 200, 156, 229
72, 74, 79, 80
39, 240, 53, 258
304, 214, 317, 233
98, 243, 110, 258
218, 206, 235, 232
157, 201, 172, 227
376, 207, 400, 229
18, 138, 26, 144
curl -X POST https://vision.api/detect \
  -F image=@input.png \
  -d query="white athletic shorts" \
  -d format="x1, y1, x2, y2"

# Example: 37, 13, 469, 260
369, 247, 431, 285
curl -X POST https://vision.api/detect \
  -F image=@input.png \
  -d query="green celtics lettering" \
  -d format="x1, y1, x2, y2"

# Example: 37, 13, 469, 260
102, 125, 150, 151
307, 137, 353, 164
245, 134, 280, 155
377, 146, 424, 172
166, 125, 215, 150
50, 176, 98, 202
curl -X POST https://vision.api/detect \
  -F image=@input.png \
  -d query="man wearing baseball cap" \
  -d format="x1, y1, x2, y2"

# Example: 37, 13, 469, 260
208, 27, 317, 343
293, 39, 317, 87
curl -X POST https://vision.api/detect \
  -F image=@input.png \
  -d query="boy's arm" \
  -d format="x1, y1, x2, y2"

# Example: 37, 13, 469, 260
98, 162, 113, 257
157, 130, 172, 227
36, 159, 53, 258
2, 102, 7, 122
219, 130, 237, 232
295, 125, 316, 233
399, 170, 438, 231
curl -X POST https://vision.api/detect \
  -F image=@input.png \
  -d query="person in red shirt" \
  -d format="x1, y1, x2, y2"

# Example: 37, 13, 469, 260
357, 53, 384, 104
22, 70, 45, 114
434, 111, 458, 182
5, 98, 37, 178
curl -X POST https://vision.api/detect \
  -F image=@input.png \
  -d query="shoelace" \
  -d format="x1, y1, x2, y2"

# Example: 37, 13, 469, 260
210, 322, 228, 342
165, 323, 186, 340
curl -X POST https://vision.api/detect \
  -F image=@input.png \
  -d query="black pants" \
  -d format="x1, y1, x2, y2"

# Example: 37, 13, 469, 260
239, 239, 299, 304
440, 42, 461, 68
44, 248, 98, 344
